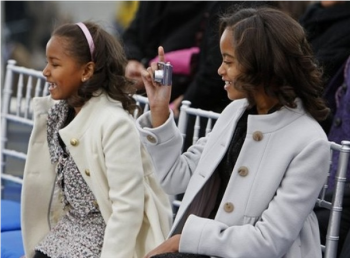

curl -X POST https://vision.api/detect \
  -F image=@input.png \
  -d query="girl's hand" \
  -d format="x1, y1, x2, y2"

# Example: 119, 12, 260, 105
144, 234, 181, 258
125, 60, 146, 90
141, 46, 172, 127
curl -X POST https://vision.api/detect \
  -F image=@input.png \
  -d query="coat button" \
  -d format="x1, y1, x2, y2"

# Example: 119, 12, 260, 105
238, 166, 249, 177
85, 169, 91, 176
93, 200, 99, 208
252, 131, 263, 141
223, 202, 234, 213
146, 135, 156, 144
70, 138, 79, 146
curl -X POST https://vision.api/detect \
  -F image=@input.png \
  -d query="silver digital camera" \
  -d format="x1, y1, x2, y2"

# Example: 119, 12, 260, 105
154, 62, 173, 86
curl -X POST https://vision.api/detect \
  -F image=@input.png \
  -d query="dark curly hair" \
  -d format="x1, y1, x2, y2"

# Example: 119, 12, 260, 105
51, 21, 139, 115
219, 7, 330, 121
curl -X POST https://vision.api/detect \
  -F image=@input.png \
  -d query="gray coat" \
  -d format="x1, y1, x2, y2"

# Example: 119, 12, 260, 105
137, 98, 330, 258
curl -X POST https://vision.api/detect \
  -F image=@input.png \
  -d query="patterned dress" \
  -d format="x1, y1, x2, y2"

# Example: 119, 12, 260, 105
35, 101, 106, 258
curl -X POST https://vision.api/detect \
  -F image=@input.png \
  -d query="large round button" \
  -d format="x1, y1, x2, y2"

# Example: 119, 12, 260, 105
146, 135, 156, 144
70, 138, 79, 146
85, 169, 91, 176
238, 166, 249, 177
252, 131, 263, 141
223, 202, 234, 213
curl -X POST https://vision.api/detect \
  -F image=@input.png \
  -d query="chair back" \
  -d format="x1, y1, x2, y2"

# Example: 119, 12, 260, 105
177, 100, 220, 148
317, 140, 350, 258
1, 60, 48, 184
133, 94, 149, 118
172, 100, 220, 208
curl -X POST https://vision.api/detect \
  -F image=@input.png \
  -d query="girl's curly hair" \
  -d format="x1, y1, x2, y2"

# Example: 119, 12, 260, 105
219, 7, 330, 121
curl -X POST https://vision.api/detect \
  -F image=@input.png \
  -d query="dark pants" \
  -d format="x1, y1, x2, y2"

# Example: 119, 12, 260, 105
314, 188, 350, 258
151, 253, 209, 258
33, 251, 50, 258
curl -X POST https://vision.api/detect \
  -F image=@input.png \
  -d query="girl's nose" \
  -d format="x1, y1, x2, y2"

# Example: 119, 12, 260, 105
42, 65, 49, 77
218, 63, 224, 76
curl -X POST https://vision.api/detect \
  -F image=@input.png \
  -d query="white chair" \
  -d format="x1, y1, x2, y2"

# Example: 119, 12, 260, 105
1, 59, 48, 184
177, 100, 220, 147
1, 59, 45, 258
316, 140, 350, 258
133, 94, 149, 118
173, 100, 220, 208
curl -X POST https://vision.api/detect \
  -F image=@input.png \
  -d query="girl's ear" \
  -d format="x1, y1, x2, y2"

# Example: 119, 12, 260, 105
82, 61, 95, 81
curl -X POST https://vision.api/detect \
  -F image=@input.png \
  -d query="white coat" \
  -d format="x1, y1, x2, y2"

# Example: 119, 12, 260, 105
21, 93, 172, 258
136, 98, 330, 258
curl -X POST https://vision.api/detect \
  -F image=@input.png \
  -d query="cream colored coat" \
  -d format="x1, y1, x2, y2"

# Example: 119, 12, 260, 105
21, 93, 172, 258
137, 98, 330, 258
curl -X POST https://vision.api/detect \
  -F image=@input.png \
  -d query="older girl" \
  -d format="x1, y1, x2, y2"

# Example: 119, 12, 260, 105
137, 7, 330, 258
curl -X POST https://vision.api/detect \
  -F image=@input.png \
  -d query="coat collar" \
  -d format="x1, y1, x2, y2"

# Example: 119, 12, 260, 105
58, 92, 122, 139
33, 92, 123, 139
246, 98, 306, 134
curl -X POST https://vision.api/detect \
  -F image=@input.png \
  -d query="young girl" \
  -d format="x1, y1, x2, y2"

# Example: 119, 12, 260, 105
21, 21, 172, 258
137, 7, 331, 258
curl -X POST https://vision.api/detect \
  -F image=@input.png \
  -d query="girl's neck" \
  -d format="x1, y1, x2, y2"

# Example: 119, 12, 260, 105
74, 107, 81, 116
253, 89, 280, 115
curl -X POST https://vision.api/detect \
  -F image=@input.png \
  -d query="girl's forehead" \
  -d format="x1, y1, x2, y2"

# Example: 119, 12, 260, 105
46, 36, 71, 58
48, 36, 72, 51
49, 35, 69, 46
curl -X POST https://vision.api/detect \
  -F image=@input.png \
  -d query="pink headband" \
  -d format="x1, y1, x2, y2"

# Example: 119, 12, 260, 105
76, 22, 95, 61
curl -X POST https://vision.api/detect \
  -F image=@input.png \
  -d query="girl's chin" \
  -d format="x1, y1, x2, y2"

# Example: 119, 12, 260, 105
227, 91, 246, 101
49, 92, 61, 100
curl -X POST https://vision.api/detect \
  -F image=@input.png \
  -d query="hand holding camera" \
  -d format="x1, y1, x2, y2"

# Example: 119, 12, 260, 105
141, 46, 172, 127
154, 62, 173, 86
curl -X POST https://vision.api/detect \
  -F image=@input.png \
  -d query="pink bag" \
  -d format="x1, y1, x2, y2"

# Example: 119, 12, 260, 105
150, 47, 200, 76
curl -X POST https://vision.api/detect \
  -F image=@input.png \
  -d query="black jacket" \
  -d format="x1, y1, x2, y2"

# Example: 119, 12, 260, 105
299, 2, 350, 83
122, 2, 208, 66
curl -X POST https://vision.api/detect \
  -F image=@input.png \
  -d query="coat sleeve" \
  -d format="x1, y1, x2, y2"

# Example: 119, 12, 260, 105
179, 138, 330, 258
136, 111, 207, 195
99, 113, 145, 258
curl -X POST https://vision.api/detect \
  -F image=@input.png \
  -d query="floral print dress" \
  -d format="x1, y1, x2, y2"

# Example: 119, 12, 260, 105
35, 101, 106, 258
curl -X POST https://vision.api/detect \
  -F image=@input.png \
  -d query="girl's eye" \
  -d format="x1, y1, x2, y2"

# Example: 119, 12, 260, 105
224, 61, 232, 65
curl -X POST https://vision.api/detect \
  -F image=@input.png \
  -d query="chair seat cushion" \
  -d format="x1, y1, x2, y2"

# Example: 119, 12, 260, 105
1, 230, 24, 258
1, 200, 21, 232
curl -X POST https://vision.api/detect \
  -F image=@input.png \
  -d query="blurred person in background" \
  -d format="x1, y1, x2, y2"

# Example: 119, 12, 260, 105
114, 1, 139, 36
300, 1, 350, 88
3, 1, 65, 70
299, 2, 350, 257
121, 1, 208, 102
314, 55, 350, 258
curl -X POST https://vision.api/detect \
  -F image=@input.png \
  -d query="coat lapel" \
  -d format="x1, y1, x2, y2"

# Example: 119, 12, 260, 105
171, 100, 247, 234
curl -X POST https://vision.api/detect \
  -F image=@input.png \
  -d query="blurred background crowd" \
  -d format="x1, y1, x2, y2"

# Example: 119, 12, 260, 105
1, 1, 139, 70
